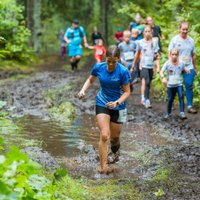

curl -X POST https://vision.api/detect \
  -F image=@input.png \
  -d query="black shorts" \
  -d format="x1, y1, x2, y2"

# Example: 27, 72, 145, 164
141, 68, 154, 81
96, 105, 123, 124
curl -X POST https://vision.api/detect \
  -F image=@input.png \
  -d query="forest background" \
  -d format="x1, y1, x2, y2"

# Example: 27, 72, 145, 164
0, 0, 200, 100
1, 1, 200, 199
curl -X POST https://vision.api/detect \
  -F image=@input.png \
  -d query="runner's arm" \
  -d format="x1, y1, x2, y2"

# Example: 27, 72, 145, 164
155, 58, 160, 72
83, 36, 88, 47
119, 83, 131, 103
160, 68, 167, 85
64, 36, 70, 44
78, 75, 95, 99
87, 45, 94, 49
131, 50, 140, 71
192, 53, 198, 74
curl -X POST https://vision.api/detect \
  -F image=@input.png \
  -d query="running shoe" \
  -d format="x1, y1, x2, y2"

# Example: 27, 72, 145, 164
187, 107, 197, 114
179, 112, 187, 120
145, 99, 152, 108
164, 113, 171, 119
108, 151, 120, 164
132, 77, 138, 84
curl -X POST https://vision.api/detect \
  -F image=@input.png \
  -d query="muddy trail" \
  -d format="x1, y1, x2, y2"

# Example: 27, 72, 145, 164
0, 55, 200, 200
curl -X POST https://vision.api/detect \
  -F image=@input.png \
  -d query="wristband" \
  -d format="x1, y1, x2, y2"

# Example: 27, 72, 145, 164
116, 101, 120, 106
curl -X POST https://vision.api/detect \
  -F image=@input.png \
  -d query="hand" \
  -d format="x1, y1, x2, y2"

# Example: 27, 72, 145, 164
156, 68, 160, 73
130, 67, 135, 73
105, 101, 117, 109
162, 78, 168, 85
185, 69, 190, 74
77, 91, 85, 99
84, 42, 89, 48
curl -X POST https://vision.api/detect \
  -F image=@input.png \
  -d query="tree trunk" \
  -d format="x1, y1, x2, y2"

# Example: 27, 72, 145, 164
33, 0, 42, 52
25, 0, 41, 52
25, 0, 34, 47
100, 0, 110, 45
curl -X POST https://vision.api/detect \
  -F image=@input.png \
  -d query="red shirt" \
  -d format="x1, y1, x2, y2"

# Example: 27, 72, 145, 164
115, 32, 123, 42
94, 45, 106, 62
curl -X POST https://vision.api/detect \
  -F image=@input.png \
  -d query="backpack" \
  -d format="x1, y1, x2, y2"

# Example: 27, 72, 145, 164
67, 27, 84, 39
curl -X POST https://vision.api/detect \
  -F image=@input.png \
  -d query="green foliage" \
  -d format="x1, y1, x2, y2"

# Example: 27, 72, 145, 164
0, 0, 32, 62
117, 0, 200, 105
0, 116, 20, 135
40, 13, 67, 53
0, 138, 90, 200
152, 73, 167, 102
193, 72, 200, 105
0, 101, 7, 109
48, 102, 76, 124
154, 188, 165, 197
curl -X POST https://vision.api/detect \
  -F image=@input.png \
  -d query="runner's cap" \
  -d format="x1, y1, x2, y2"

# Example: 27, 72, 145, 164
73, 19, 79, 24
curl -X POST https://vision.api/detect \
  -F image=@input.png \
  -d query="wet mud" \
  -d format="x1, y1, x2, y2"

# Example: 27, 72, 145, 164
0, 56, 200, 199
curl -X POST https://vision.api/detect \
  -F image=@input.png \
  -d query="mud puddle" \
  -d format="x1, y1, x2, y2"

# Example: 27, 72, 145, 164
17, 114, 99, 158
17, 111, 180, 180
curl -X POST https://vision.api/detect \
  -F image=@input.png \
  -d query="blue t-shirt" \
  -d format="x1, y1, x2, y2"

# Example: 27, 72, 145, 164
64, 26, 86, 46
130, 22, 143, 40
91, 62, 131, 110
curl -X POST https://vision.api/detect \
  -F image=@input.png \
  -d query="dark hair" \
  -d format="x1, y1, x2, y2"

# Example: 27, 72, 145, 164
179, 21, 189, 29
106, 45, 120, 58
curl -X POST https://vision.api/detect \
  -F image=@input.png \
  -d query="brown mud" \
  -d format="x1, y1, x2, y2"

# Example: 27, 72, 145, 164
0, 55, 199, 199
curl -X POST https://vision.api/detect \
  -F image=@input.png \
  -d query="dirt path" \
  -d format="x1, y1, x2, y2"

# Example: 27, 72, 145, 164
0, 55, 200, 200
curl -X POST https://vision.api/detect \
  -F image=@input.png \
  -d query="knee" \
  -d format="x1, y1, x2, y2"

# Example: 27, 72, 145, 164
184, 80, 193, 90
101, 131, 110, 142
179, 93, 184, 100
168, 97, 174, 104
70, 58, 75, 62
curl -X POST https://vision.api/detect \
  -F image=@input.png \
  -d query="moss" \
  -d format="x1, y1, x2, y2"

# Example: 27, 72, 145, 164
152, 167, 171, 182
0, 116, 21, 135
87, 179, 144, 200
48, 102, 76, 124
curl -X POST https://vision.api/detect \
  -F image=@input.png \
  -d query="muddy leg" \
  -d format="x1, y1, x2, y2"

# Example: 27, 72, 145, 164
74, 56, 81, 70
70, 57, 76, 70
110, 122, 122, 163
96, 114, 113, 174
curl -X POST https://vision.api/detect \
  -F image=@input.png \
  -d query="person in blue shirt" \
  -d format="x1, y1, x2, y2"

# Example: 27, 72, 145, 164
129, 13, 143, 40
64, 19, 88, 70
78, 46, 131, 174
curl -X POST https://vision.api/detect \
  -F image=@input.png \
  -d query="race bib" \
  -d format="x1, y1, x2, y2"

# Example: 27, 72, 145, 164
169, 75, 182, 85
117, 108, 127, 123
96, 49, 103, 55
180, 56, 190, 65
143, 56, 154, 66
124, 52, 134, 61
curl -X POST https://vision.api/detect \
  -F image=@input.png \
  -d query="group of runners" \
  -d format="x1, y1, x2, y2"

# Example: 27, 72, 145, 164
63, 15, 198, 174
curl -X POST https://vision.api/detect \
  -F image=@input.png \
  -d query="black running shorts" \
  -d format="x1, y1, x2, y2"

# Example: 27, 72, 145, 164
96, 105, 125, 124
